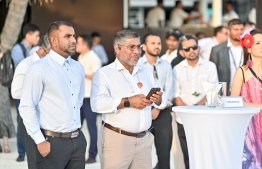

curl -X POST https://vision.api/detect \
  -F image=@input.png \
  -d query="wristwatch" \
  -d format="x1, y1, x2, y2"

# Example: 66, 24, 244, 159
124, 97, 130, 107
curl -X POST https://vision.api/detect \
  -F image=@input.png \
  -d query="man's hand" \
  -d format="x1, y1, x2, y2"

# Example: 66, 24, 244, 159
149, 91, 162, 106
37, 140, 50, 157
129, 94, 152, 110
152, 108, 160, 120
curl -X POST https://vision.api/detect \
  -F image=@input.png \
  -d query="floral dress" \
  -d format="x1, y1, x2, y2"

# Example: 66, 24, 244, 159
241, 76, 262, 169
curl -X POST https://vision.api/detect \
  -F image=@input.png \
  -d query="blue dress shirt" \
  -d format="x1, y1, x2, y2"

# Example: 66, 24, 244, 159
19, 50, 85, 144
137, 55, 173, 106
11, 40, 31, 69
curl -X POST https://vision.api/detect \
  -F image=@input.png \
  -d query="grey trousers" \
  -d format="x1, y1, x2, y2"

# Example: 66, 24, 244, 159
36, 130, 87, 169
20, 116, 38, 169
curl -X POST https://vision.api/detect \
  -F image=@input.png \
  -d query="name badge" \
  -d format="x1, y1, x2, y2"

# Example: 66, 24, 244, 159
222, 96, 244, 107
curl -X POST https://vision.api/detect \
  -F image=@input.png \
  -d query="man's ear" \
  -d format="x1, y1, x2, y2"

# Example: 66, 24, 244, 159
52, 37, 59, 47
114, 44, 120, 54
179, 49, 184, 57
142, 44, 147, 52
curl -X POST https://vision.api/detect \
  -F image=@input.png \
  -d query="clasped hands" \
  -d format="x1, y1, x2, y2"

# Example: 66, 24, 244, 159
129, 91, 162, 110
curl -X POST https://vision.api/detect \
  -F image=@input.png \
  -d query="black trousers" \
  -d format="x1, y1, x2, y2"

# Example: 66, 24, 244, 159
20, 116, 38, 169
150, 107, 173, 169
177, 122, 190, 169
36, 130, 87, 169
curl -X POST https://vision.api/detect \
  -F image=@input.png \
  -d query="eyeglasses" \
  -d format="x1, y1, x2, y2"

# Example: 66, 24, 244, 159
118, 44, 142, 51
182, 45, 198, 52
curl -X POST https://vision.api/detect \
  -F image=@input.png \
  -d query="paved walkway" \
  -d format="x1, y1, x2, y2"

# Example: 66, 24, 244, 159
0, 100, 184, 169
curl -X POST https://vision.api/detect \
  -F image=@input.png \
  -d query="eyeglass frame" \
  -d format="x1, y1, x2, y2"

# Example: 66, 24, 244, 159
117, 44, 143, 52
182, 44, 198, 52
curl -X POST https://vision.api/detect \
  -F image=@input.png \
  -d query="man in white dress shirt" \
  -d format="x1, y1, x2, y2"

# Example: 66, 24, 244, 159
223, 1, 239, 26
145, 0, 165, 28
138, 33, 173, 169
19, 21, 87, 169
169, 1, 201, 28
198, 26, 228, 60
11, 34, 50, 169
91, 29, 166, 169
173, 34, 218, 169
76, 34, 101, 164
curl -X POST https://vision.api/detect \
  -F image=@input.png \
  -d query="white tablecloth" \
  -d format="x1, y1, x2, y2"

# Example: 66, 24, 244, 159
172, 106, 259, 169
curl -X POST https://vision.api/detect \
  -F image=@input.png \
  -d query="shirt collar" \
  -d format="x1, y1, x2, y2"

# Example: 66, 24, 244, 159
182, 56, 204, 67
165, 49, 177, 56
140, 54, 161, 64
32, 52, 41, 62
49, 50, 72, 66
114, 58, 142, 75
21, 40, 31, 50
227, 38, 233, 48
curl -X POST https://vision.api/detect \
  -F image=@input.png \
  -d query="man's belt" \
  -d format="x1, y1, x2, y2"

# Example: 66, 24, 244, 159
102, 121, 151, 138
41, 129, 80, 138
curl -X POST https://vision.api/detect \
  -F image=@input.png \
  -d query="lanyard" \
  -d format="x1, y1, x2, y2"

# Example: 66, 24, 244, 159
229, 48, 243, 69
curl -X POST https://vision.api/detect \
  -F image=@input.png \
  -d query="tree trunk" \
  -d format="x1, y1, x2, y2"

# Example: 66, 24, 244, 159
0, 0, 29, 53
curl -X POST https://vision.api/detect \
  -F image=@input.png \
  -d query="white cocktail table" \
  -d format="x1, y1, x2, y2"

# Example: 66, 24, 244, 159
172, 106, 259, 169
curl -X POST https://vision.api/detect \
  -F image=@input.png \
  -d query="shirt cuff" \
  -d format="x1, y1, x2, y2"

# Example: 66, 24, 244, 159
113, 97, 122, 114
153, 98, 167, 110
32, 129, 46, 144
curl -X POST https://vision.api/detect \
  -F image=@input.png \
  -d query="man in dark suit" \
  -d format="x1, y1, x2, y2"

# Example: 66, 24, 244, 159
210, 19, 244, 95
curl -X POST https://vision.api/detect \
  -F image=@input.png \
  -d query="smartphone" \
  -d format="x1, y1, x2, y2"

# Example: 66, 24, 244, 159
146, 87, 161, 100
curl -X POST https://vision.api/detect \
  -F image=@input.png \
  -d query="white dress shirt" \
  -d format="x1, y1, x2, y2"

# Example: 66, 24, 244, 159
169, 8, 189, 28
11, 52, 40, 99
198, 37, 218, 60
173, 57, 218, 123
223, 10, 239, 25
90, 58, 166, 133
19, 50, 85, 144
78, 50, 101, 98
145, 6, 165, 28
227, 39, 243, 91
161, 49, 178, 63
138, 55, 173, 106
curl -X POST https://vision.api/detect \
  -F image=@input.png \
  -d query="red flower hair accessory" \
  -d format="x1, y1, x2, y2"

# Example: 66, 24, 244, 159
239, 28, 254, 48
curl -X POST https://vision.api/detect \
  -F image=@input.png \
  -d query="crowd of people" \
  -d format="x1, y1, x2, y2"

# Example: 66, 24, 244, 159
0, 16, 261, 169
145, 0, 255, 29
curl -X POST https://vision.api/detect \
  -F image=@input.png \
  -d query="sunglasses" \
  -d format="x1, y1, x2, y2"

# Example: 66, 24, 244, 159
183, 45, 198, 52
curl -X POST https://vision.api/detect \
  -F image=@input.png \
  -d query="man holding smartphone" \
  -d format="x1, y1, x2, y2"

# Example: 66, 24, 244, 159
91, 29, 166, 169
138, 32, 173, 169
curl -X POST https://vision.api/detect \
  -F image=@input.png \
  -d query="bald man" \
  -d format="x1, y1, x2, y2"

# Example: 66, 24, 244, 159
19, 21, 86, 169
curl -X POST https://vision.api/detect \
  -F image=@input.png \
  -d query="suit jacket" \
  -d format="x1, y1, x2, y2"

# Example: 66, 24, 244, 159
210, 41, 230, 95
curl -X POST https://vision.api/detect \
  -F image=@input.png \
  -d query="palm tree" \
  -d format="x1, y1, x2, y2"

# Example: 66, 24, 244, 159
0, 0, 53, 53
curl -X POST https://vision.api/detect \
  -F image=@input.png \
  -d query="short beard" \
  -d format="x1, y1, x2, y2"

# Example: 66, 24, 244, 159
147, 50, 160, 57
59, 46, 76, 56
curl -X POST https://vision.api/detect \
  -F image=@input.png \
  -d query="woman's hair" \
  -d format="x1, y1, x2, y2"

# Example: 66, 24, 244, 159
243, 29, 262, 66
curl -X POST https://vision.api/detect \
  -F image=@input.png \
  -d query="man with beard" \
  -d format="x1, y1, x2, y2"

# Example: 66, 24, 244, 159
19, 21, 87, 169
138, 33, 173, 169
173, 34, 218, 169
91, 29, 166, 169
210, 19, 244, 95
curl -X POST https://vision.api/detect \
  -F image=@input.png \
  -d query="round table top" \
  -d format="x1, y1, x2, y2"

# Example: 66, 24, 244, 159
172, 106, 260, 114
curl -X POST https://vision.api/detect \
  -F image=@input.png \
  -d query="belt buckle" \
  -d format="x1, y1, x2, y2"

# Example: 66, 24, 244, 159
71, 130, 79, 138
136, 131, 146, 138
